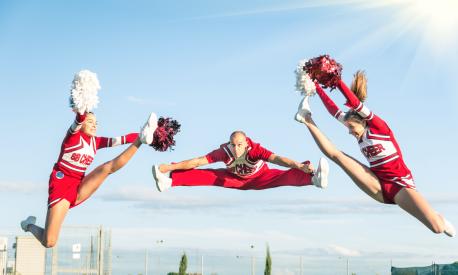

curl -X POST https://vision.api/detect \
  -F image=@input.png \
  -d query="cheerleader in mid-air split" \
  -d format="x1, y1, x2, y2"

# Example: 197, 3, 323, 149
294, 55, 455, 237
20, 70, 181, 247
152, 131, 328, 192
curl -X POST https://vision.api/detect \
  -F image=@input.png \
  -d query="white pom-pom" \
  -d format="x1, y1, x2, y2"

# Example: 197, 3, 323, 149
295, 59, 316, 96
69, 70, 101, 114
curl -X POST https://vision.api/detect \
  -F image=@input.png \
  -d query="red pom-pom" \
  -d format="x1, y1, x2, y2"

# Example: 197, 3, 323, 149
150, 117, 181, 152
303, 55, 342, 90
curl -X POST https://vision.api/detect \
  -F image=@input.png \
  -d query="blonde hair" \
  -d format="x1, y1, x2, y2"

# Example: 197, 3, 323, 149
350, 70, 367, 102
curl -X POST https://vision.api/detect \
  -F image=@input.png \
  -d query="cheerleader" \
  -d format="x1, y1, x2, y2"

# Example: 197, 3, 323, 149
152, 131, 328, 192
295, 70, 455, 237
20, 70, 181, 247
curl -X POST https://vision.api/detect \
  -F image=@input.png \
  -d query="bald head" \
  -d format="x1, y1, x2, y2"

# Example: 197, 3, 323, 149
230, 130, 246, 141
229, 130, 248, 158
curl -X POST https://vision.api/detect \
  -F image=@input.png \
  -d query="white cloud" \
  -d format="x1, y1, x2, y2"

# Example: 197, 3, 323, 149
97, 186, 394, 216
327, 245, 361, 257
97, 185, 458, 219
0, 180, 42, 193
111, 226, 308, 251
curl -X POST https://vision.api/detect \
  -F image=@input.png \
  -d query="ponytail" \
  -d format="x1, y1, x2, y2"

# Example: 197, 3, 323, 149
350, 70, 367, 102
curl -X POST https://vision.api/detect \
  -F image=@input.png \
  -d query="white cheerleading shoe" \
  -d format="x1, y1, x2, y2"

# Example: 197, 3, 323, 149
152, 165, 172, 192
312, 157, 329, 189
20, 216, 36, 232
295, 96, 312, 124
443, 217, 456, 237
140, 112, 158, 145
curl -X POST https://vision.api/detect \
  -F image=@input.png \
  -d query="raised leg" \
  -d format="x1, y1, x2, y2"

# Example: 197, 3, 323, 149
75, 138, 141, 205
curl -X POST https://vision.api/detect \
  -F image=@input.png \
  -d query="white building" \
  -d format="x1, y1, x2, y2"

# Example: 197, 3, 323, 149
0, 237, 7, 275
15, 236, 46, 275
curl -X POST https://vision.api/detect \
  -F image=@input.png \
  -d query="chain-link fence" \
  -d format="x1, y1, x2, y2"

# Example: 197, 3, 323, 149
3, 229, 457, 275
45, 226, 111, 275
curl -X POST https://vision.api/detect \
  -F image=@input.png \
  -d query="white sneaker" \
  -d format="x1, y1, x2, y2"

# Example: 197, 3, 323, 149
140, 112, 158, 144
443, 217, 456, 237
152, 165, 172, 192
312, 157, 329, 189
21, 216, 36, 232
295, 96, 312, 124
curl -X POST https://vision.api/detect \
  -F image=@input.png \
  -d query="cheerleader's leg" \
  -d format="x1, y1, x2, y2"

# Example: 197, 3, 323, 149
394, 187, 455, 236
302, 115, 384, 202
75, 138, 142, 206
25, 199, 70, 248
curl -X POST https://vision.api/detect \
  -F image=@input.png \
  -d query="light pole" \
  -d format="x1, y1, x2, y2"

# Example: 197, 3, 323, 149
338, 256, 349, 275
145, 249, 149, 275
299, 255, 303, 275
201, 255, 204, 275
156, 239, 164, 275
250, 244, 255, 275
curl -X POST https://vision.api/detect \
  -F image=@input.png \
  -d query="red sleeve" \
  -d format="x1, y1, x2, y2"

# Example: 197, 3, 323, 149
205, 148, 227, 164
63, 113, 87, 145
68, 113, 87, 135
249, 143, 273, 161
95, 133, 139, 149
125, 133, 139, 143
337, 80, 361, 110
315, 83, 344, 120
366, 114, 391, 135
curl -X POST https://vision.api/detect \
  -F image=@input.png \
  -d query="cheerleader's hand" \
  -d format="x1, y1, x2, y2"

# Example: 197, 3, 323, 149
299, 161, 314, 173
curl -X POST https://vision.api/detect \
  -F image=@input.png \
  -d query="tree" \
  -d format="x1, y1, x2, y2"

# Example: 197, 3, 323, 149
179, 252, 188, 275
264, 245, 272, 275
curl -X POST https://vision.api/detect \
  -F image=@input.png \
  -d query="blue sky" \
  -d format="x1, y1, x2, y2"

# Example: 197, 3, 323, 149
1, 0, 458, 274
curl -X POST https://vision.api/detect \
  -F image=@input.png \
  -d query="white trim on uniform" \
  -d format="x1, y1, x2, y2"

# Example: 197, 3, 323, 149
370, 155, 399, 167
48, 198, 62, 207
367, 130, 390, 139
222, 146, 234, 164
59, 161, 86, 173
64, 139, 84, 151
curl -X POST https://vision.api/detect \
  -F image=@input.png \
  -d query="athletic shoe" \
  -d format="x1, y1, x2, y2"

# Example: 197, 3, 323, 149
443, 218, 456, 237
312, 157, 329, 189
295, 96, 312, 124
152, 165, 172, 192
20, 216, 36, 232
140, 112, 158, 144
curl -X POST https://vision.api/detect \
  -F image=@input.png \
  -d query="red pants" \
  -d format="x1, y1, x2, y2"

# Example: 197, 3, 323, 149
171, 165, 312, 190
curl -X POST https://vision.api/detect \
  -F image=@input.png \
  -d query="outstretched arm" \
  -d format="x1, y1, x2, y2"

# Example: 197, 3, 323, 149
160, 156, 209, 173
68, 112, 87, 135
96, 133, 139, 149
315, 83, 345, 123
336, 80, 391, 133
336, 80, 373, 119
267, 154, 313, 173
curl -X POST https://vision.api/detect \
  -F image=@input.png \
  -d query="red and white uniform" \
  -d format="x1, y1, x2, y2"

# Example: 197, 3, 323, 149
171, 137, 313, 190
316, 81, 415, 204
48, 113, 138, 208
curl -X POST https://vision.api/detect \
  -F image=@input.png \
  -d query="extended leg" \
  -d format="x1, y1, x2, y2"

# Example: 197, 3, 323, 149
75, 138, 141, 205
303, 117, 384, 202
